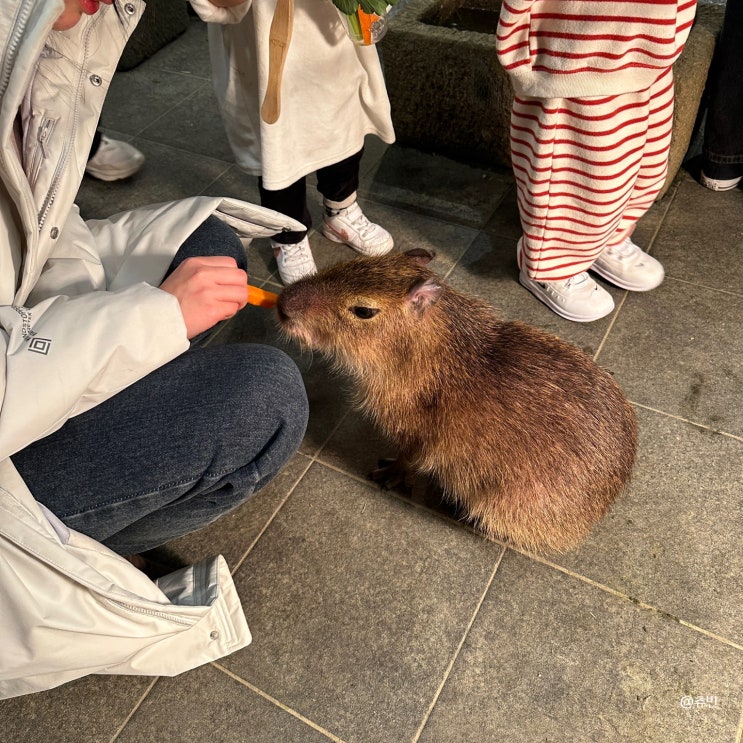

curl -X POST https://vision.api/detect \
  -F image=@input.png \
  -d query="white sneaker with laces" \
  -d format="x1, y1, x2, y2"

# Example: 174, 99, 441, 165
322, 201, 394, 256
591, 238, 664, 292
271, 235, 318, 285
85, 136, 145, 181
519, 270, 615, 322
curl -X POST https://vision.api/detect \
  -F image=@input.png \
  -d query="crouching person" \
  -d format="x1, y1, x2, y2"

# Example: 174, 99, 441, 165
0, 0, 308, 697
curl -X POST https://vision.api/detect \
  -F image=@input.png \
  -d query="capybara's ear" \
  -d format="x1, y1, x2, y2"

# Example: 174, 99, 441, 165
404, 248, 436, 265
406, 278, 443, 315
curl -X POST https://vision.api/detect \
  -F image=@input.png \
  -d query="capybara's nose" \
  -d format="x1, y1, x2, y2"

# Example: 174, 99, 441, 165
276, 281, 320, 321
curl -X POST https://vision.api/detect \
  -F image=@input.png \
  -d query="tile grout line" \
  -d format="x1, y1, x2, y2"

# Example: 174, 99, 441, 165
229, 456, 314, 575
411, 545, 508, 743
661, 274, 743, 298
127, 81, 208, 139
318, 453, 743, 650
108, 677, 160, 742
517, 550, 743, 652
230, 408, 352, 575
211, 663, 349, 743
594, 290, 629, 361
628, 401, 743, 442
308, 458, 509, 550
645, 175, 682, 257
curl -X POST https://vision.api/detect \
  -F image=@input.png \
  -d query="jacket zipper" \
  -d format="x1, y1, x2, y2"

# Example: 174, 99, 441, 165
27, 115, 57, 190
37, 9, 100, 231
0, 0, 34, 99
105, 598, 196, 627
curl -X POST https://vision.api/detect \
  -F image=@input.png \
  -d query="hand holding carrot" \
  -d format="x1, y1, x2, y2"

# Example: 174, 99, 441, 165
160, 256, 248, 339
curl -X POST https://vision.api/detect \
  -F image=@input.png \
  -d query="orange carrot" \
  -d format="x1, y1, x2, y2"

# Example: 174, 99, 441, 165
247, 285, 278, 308
359, 9, 376, 45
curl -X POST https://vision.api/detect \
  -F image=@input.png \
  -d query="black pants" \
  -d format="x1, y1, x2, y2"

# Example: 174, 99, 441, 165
259, 149, 363, 244
702, 0, 743, 177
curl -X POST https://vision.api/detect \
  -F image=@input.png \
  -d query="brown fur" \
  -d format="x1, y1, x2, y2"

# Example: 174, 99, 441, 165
277, 249, 637, 553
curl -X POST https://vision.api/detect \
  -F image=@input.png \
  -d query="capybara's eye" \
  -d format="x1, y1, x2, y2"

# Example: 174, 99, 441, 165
350, 306, 380, 320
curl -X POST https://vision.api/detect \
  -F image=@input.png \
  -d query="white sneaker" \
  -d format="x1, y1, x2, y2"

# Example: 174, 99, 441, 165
85, 136, 145, 181
271, 236, 318, 285
322, 201, 394, 256
700, 171, 742, 191
591, 238, 664, 292
520, 270, 615, 322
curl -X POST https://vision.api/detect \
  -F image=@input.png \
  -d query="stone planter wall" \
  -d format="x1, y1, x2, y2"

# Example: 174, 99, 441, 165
381, 1, 724, 199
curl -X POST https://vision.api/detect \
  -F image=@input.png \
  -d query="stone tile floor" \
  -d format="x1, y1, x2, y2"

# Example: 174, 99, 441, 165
2, 17, 741, 743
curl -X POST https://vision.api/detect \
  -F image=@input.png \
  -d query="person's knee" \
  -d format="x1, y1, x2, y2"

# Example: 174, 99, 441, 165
214, 344, 308, 468
253, 344, 309, 452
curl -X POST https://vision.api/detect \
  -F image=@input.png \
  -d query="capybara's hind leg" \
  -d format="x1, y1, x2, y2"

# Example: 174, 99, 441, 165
369, 457, 414, 491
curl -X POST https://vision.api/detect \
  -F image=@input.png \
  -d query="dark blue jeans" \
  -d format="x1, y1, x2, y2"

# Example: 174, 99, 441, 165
702, 0, 743, 178
12, 217, 308, 555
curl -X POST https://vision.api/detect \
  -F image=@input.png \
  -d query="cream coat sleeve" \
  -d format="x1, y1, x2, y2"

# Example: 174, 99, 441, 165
0, 283, 189, 459
1, 196, 303, 461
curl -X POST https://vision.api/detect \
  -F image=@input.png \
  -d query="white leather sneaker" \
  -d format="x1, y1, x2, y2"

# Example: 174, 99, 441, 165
85, 136, 144, 181
271, 236, 318, 285
322, 201, 394, 256
591, 238, 664, 292
520, 270, 615, 322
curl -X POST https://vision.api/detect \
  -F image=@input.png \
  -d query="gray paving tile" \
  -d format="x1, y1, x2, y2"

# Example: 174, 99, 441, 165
138, 83, 234, 162
117, 663, 334, 743
0, 674, 150, 743
361, 144, 513, 228
358, 133, 393, 177
102, 66, 207, 136
653, 171, 743, 295
362, 204, 480, 270
76, 137, 230, 220
139, 17, 211, 78
418, 551, 743, 743
629, 190, 673, 254
481, 182, 522, 241
598, 278, 742, 436
200, 164, 262, 207
221, 463, 503, 743
318, 373, 742, 645
316, 408, 397, 480
557, 407, 743, 643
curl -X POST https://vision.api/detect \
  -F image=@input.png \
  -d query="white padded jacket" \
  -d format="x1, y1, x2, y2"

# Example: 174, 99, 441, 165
0, 0, 302, 698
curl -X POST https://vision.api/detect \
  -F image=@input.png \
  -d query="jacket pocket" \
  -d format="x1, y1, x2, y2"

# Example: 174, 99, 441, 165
25, 114, 58, 190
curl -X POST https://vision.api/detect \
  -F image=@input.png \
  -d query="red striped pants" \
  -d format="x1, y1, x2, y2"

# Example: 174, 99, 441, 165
512, 67, 675, 281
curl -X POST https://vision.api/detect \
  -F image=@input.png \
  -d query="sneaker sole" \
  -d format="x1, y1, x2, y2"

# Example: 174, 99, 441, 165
321, 223, 394, 256
85, 163, 143, 181
519, 273, 614, 323
700, 173, 742, 192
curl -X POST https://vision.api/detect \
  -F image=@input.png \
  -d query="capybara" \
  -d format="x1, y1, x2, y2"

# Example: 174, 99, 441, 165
277, 249, 637, 553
